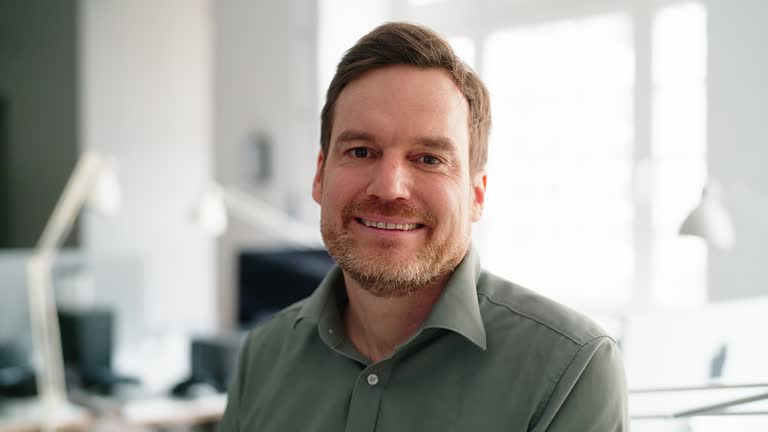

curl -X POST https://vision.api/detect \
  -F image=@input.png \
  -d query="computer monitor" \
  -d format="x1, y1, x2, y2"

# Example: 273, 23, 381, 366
238, 248, 335, 327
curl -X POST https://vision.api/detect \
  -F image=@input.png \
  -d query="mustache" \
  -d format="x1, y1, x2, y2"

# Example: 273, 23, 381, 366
343, 197, 436, 226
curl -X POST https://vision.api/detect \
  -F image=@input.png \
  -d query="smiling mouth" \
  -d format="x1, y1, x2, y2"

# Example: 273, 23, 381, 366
355, 217, 424, 231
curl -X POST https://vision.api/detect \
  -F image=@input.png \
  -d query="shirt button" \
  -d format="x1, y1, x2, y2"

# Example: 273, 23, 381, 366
367, 373, 379, 386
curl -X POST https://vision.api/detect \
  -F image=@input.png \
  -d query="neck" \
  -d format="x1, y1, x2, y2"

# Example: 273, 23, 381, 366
343, 273, 450, 363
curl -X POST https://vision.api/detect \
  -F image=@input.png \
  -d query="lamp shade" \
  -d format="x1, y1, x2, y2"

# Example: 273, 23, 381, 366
86, 157, 121, 214
191, 186, 228, 237
679, 181, 735, 250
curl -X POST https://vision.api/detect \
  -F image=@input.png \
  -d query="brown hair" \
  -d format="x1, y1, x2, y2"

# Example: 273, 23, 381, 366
320, 22, 491, 173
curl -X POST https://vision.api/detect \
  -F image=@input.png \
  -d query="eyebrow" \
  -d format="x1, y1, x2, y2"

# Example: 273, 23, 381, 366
335, 129, 375, 146
413, 136, 458, 154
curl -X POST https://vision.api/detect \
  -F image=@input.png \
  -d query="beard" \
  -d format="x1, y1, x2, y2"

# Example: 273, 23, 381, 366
321, 197, 469, 297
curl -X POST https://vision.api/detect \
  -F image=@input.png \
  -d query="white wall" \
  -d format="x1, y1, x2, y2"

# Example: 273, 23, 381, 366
707, 0, 768, 301
212, 0, 321, 328
80, 0, 216, 340
75, 0, 389, 338
317, 0, 392, 109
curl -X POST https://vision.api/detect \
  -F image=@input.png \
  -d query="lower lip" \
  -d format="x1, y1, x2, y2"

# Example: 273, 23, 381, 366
353, 218, 426, 236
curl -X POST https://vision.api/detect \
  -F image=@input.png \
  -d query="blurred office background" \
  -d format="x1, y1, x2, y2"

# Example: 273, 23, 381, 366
1, 0, 767, 430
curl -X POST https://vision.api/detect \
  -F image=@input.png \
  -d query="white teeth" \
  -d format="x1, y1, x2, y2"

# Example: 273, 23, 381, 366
361, 218, 419, 231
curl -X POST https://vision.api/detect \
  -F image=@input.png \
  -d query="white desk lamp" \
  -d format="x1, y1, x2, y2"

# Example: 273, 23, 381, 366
26, 152, 120, 431
191, 183, 322, 248
679, 180, 735, 250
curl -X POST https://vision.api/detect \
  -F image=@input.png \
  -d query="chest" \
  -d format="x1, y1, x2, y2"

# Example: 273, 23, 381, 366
237, 334, 561, 432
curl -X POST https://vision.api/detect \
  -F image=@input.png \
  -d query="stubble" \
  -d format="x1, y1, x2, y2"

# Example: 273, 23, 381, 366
321, 197, 468, 297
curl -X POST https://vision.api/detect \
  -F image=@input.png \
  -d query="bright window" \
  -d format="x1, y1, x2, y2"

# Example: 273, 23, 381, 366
479, 14, 636, 309
447, 36, 476, 69
650, 2, 708, 307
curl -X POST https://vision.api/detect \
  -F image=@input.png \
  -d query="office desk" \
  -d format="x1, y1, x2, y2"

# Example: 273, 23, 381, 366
121, 393, 226, 429
0, 394, 226, 432
0, 399, 93, 432
630, 382, 768, 419
629, 383, 768, 432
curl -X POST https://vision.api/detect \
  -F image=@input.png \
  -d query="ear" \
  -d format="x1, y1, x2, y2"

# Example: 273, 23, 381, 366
470, 170, 487, 222
312, 151, 325, 205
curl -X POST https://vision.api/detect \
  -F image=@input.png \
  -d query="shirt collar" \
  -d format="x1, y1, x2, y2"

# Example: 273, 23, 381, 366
294, 246, 487, 351
420, 246, 486, 350
294, 265, 342, 326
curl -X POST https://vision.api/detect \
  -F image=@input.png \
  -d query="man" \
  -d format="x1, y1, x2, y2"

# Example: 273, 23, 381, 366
219, 22, 627, 431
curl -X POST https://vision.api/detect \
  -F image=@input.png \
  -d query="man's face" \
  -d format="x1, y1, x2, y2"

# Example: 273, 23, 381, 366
313, 65, 486, 296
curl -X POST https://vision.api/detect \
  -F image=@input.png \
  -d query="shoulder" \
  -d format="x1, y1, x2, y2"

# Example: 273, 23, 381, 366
238, 299, 308, 365
476, 270, 610, 347
475, 271, 627, 429
221, 299, 313, 429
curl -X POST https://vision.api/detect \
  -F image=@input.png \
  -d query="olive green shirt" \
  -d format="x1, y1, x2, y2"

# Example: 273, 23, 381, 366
219, 248, 627, 431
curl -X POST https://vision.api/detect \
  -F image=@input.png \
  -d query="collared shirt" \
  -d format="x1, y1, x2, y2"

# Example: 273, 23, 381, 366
219, 248, 627, 431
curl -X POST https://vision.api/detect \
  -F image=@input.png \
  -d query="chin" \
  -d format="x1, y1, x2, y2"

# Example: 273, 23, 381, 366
322, 218, 470, 294
360, 242, 421, 260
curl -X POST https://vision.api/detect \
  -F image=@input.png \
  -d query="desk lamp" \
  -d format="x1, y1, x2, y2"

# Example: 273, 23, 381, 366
679, 180, 735, 250
191, 182, 321, 247
27, 152, 120, 431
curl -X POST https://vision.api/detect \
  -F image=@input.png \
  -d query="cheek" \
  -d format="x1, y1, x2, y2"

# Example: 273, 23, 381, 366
323, 171, 360, 207
430, 183, 470, 225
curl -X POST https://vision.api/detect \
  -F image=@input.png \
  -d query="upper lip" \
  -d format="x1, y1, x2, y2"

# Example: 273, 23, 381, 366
356, 215, 424, 226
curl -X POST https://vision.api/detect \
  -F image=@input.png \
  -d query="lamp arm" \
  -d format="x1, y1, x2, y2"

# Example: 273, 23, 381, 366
221, 187, 322, 248
27, 151, 108, 430
36, 153, 106, 256
674, 390, 768, 417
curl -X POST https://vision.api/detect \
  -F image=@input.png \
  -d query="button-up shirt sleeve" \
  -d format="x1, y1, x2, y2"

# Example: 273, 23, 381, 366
218, 376, 239, 432
219, 332, 253, 432
531, 336, 628, 432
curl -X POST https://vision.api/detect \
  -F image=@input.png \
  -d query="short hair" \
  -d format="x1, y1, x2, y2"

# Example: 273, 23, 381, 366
320, 22, 491, 173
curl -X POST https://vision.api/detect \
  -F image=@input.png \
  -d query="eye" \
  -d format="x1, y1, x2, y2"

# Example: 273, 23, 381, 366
419, 155, 442, 165
349, 147, 370, 158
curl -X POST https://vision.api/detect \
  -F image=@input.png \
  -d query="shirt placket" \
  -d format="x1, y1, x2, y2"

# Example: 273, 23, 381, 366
345, 361, 392, 432
318, 312, 393, 432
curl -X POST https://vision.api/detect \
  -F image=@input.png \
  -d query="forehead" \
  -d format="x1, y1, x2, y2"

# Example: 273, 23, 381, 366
331, 66, 470, 150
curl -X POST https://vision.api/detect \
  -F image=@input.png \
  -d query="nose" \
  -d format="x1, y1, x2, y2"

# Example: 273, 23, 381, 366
366, 156, 411, 200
